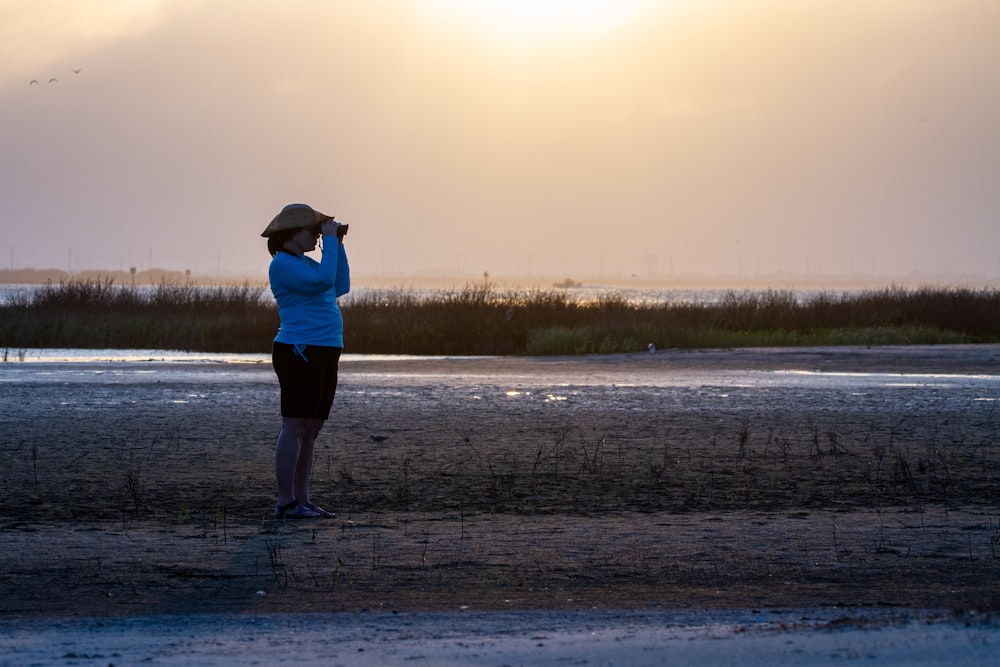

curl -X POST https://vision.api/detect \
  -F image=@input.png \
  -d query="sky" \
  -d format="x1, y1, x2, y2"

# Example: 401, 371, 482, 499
2, 0, 998, 284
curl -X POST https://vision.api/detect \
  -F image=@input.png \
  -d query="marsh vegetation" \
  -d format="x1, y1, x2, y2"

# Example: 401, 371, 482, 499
1, 280, 998, 354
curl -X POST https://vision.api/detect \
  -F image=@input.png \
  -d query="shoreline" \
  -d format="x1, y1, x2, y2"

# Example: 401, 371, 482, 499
2, 341, 999, 371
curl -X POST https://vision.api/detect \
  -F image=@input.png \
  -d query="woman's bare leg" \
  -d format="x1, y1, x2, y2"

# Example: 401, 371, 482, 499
275, 417, 309, 507
294, 418, 325, 505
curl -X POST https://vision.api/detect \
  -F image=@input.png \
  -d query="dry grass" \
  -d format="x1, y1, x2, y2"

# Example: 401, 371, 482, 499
1, 280, 998, 354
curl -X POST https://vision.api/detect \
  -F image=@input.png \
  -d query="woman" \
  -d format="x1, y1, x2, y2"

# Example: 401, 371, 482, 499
261, 203, 350, 519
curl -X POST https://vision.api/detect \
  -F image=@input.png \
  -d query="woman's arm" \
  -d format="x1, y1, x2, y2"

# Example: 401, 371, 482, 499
335, 242, 350, 297
270, 247, 337, 295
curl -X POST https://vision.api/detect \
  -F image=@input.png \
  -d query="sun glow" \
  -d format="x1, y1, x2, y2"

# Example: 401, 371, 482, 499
423, 0, 663, 42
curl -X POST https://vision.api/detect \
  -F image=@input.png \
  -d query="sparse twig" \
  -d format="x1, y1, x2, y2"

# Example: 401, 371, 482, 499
264, 539, 287, 586
123, 468, 144, 518
31, 443, 38, 490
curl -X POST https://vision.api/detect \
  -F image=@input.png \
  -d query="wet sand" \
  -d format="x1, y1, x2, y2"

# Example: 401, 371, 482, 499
1, 345, 998, 663
1, 608, 997, 666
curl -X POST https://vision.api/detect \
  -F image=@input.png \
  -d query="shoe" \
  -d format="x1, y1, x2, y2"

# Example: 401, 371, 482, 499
304, 502, 337, 518
274, 500, 320, 519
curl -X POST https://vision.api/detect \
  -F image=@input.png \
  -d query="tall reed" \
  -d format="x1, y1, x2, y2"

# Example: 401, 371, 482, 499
1, 280, 997, 354
339, 285, 998, 354
1, 279, 275, 352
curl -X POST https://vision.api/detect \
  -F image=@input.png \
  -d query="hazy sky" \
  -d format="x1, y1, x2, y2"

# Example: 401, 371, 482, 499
2, 0, 998, 282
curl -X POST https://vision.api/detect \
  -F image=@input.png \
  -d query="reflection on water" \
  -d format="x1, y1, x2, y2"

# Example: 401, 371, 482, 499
3, 348, 997, 408
5, 348, 270, 364
777, 370, 997, 381
0, 348, 497, 385
1, 348, 467, 364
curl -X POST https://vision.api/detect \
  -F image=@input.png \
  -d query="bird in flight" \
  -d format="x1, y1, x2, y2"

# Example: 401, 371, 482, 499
72, 68, 82, 74
29, 79, 39, 85
48, 78, 58, 83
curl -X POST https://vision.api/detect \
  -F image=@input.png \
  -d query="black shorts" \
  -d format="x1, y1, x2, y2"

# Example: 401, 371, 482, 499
272, 342, 343, 419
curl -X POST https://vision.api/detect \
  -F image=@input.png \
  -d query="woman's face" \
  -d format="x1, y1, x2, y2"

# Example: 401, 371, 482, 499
290, 227, 320, 253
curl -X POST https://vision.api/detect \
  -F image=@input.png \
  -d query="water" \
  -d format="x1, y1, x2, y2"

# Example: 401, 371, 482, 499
0, 347, 467, 364
0, 347, 265, 363
0, 283, 35, 305
3, 346, 997, 395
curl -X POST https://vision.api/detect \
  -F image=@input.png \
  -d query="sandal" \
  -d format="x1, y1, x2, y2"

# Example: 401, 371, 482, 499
304, 502, 337, 519
274, 500, 320, 520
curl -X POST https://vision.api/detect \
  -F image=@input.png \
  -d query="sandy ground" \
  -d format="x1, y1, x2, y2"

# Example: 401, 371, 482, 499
1, 608, 997, 666
1, 345, 998, 663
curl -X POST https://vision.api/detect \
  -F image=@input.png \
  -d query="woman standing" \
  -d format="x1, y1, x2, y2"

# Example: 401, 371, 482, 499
262, 203, 350, 519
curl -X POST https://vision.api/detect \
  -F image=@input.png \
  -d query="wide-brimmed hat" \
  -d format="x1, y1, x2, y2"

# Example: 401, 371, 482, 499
260, 203, 333, 237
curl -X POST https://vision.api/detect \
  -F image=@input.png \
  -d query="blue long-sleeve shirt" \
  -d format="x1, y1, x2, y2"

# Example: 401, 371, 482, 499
268, 236, 350, 347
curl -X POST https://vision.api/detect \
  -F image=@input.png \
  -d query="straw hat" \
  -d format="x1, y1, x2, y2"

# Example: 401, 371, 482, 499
260, 203, 333, 237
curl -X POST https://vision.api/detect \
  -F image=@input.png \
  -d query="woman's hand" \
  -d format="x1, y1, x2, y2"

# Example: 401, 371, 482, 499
320, 219, 344, 237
